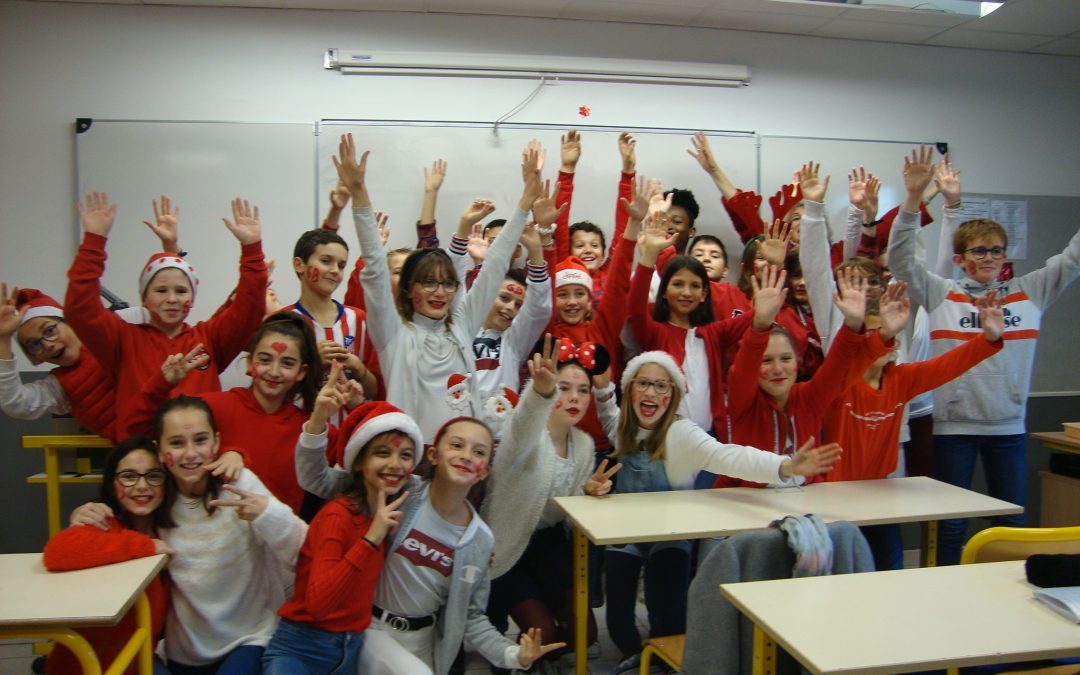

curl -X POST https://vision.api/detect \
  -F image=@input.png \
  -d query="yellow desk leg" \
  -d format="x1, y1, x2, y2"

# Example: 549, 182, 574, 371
102, 593, 153, 675
752, 624, 776, 675
573, 527, 588, 675
45, 446, 61, 537
0, 627, 102, 675
921, 520, 938, 567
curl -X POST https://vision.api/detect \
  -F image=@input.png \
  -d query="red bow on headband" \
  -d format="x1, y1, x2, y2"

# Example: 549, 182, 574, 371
558, 339, 598, 371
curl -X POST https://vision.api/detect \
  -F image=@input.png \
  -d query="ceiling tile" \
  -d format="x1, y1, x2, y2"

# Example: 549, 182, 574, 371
831, 4, 972, 28
713, 0, 848, 18
425, 0, 565, 17
694, 7, 830, 33
559, 1, 703, 25
810, 18, 946, 43
142, 0, 286, 6
284, 0, 424, 9
924, 28, 1058, 51
1027, 37, 1080, 57
960, 0, 1080, 37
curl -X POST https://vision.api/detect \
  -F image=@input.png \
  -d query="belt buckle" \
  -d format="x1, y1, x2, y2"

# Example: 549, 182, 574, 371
387, 615, 410, 632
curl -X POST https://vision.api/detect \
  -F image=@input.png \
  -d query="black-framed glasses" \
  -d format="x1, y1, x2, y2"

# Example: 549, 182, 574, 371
418, 278, 460, 293
22, 321, 62, 356
632, 378, 673, 395
964, 246, 1006, 260
115, 469, 167, 487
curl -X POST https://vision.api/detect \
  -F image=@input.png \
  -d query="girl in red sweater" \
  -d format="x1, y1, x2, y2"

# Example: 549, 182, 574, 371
43, 438, 175, 675
263, 399, 423, 675
715, 265, 899, 488
130, 312, 329, 518
64, 192, 268, 434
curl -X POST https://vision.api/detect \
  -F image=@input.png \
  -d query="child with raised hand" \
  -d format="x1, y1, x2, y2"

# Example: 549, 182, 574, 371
0, 285, 119, 441
295, 365, 565, 675
481, 335, 616, 666
64, 192, 268, 433
286, 227, 380, 407
627, 210, 751, 440
43, 438, 175, 675
714, 265, 895, 489
888, 145, 1080, 565
601, 348, 841, 673
334, 132, 543, 443
824, 284, 1004, 569
262, 398, 423, 675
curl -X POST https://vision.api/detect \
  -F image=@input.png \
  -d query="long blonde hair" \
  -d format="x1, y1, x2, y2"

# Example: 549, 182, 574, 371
612, 373, 683, 463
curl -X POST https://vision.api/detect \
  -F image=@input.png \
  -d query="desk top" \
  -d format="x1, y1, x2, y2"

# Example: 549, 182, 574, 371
720, 560, 1080, 675
1032, 431, 1080, 453
554, 476, 1021, 545
0, 553, 167, 627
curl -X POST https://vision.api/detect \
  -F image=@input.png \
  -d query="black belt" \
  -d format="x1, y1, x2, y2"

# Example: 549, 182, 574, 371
372, 605, 435, 632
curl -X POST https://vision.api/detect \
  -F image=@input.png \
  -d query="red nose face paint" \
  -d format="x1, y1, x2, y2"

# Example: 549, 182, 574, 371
270, 341, 288, 355
506, 283, 525, 297
306, 267, 321, 284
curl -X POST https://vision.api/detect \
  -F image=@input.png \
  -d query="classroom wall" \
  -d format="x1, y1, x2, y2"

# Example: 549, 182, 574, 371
1, 0, 1078, 550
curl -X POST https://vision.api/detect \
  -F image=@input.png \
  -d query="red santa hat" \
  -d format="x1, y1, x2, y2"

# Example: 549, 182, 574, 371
139, 253, 199, 299
335, 401, 424, 472
621, 350, 688, 396
14, 289, 63, 325
555, 256, 593, 290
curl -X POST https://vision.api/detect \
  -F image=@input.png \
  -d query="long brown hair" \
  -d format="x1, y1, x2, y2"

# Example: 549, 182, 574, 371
612, 377, 683, 463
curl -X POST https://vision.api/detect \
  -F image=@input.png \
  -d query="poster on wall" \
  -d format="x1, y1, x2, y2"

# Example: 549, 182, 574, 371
990, 199, 1028, 260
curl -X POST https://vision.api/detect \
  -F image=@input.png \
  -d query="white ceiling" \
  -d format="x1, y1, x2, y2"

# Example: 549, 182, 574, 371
35, 0, 1080, 56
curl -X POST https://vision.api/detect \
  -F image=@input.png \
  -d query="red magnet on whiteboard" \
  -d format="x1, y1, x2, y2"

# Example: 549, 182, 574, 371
578, 105, 591, 118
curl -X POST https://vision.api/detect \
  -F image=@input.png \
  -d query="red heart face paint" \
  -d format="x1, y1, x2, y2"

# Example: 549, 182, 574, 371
390, 435, 404, 448
270, 341, 288, 355
306, 267, 321, 284
554, 400, 564, 409
506, 283, 525, 297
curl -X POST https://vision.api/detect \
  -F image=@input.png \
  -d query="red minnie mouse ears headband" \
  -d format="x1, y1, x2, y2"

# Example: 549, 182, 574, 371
532, 337, 610, 378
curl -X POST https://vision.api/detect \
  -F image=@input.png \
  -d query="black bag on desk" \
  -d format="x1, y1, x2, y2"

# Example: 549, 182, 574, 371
1026, 554, 1080, 588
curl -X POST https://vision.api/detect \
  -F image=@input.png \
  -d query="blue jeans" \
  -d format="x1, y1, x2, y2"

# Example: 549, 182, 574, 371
860, 524, 903, 571
168, 645, 264, 675
262, 619, 364, 675
933, 433, 1027, 566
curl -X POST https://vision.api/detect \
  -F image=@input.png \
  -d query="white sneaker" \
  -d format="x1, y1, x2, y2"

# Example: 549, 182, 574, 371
587, 641, 602, 660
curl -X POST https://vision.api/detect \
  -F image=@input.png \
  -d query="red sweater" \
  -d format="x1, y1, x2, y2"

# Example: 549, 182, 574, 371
627, 262, 752, 440
42, 518, 168, 675
824, 335, 1002, 482
714, 325, 890, 488
64, 233, 267, 433
278, 498, 384, 632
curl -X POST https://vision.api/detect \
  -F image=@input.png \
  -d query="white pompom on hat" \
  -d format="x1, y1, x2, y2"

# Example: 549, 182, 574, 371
620, 350, 687, 396
139, 253, 199, 299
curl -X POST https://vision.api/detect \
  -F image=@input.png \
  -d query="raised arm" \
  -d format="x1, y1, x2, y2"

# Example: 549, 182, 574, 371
142, 195, 181, 254
501, 224, 552, 359
419, 158, 447, 228
727, 266, 787, 418
321, 182, 351, 231
888, 146, 948, 310
551, 130, 580, 263
626, 201, 673, 347
687, 131, 738, 201
798, 162, 843, 349
932, 157, 963, 278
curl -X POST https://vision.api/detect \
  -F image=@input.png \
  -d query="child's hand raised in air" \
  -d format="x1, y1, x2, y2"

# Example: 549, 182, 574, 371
751, 264, 788, 331
0, 283, 26, 341
516, 627, 567, 670
757, 219, 792, 268
143, 195, 180, 253
877, 281, 911, 342
222, 198, 261, 245
797, 161, 830, 204
307, 360, 349, 434
77, 192, 117, 237
975, 290, 1005, 342
528, 334, 559, 398
833, 266, 869, 331
332, 133, 371, 205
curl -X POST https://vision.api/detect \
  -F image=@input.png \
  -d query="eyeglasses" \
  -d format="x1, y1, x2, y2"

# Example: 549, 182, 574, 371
631, 378, 672, 395
23, 321, 62, 356
418, 278, 460, 294
964, 246, 1006, 260
115, 469, 167, 487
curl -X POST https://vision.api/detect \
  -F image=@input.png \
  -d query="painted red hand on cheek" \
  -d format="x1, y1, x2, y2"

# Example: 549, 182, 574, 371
164, 452, 175, 469
473, 459, 487, 476
662, 396, 671, 409
554, 399, 564, 410
270, 341, 288, 355
182, 300, 193, 312
306, 267, 321, 284
116, 486, 126, 502
966, 260, 978, 276
411, 291, 423, 306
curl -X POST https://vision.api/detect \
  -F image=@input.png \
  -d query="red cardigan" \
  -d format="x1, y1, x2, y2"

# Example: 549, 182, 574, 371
278, 498, 384, 632
42, 518, 168, 675
824, 335, 1002, 482
64, 232, 267, 433
714, 325, 890, 488
626, 262, 752, 440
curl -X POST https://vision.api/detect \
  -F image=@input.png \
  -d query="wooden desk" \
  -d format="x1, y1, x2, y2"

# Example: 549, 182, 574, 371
554, 476, 1023, 675
1032, 431, 1080, 456
23, 435, 112, 537
721, 560, 1080, 675
0, 553, 166, 675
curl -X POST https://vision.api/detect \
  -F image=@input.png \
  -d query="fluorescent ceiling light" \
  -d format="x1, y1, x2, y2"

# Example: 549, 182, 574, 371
768, 0, 999, 18
325, 49, 750, 88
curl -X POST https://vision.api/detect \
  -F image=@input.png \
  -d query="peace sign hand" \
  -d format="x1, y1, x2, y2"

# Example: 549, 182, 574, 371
585, 458, 622, 497
516, 627, 567, 669
366, 486, 410, 545
209, 484, 269, 521
0, 283, 26, 341
528, 333, 559, 398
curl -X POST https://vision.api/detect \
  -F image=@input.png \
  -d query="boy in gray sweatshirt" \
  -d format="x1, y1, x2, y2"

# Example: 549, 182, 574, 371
888, 147, 1080, 565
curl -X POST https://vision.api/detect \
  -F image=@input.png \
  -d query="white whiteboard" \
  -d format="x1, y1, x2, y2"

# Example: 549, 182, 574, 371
75, 120, 318, 320
316, 121, 758, 264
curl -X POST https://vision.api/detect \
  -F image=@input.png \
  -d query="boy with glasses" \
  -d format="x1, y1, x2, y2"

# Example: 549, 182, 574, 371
888, 146, 1080, 565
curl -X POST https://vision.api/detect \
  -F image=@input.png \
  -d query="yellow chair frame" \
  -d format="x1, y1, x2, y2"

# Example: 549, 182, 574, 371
960, 525, 1080, 565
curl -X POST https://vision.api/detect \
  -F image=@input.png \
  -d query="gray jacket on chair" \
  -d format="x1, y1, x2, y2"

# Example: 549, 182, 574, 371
682, 521, 874, 675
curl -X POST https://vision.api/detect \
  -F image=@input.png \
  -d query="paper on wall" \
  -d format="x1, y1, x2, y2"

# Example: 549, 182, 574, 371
990, 199, 1028, 260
